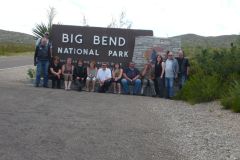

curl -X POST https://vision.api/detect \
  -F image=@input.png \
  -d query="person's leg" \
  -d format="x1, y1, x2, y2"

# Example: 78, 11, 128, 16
104, 80, 111, 92
113, 82, 117, 93
158, 77, 164, 98
149, 79, 156, 96
141, 79, 148, 95
121, 78, 129, 94
169, 78, 174, 98
92, 79, 96, 92
35, 61, 42, 87
56, 77, 61, 89
165, 77, 169, 98
180, 74, 187, 89
52, 76, 56, 88
42, 61, 49, 87
117, 82, 121, 94
133, 79, 141, 95
86, 78, 90, 91
67, 75, 72, 90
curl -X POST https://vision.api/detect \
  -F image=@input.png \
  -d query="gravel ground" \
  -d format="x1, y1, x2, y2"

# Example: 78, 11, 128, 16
0, 66, 240, 160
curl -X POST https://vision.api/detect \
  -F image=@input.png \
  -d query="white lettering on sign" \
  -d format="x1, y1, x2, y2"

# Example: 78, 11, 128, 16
62, 33, 83, 43
57, 47, 99, 56
108, 50, 128, 57
93, 36, 126, 46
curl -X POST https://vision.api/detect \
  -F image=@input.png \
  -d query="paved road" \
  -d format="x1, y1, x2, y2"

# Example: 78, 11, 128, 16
0, 55, 33, 69
0, 82, 185, 160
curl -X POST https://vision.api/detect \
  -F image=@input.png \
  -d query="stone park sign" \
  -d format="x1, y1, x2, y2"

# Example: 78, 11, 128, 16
51, 25, 153, 65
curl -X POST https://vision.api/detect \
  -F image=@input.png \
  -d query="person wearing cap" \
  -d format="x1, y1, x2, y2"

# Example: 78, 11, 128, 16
35, 32, 52, 58
96, 63, 112, 93
34, 37, 51, 87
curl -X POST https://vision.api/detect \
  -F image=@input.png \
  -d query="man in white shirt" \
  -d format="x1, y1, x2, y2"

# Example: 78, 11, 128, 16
97, 63, 112, 93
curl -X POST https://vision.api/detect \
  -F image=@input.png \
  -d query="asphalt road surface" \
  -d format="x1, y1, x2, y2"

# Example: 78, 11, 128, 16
0, 55, 33, 69
0, 82, 185, 160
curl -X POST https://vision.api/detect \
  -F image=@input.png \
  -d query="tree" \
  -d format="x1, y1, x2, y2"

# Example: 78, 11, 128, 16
107, 11, 132, 29
32, 7, 56, 39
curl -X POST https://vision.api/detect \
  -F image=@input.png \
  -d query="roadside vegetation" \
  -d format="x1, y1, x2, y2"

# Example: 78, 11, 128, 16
176, 40, 240, 112
0, 43, 34, 56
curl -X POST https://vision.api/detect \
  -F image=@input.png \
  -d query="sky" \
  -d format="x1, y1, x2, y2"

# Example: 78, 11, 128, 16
0, 0, 240, 37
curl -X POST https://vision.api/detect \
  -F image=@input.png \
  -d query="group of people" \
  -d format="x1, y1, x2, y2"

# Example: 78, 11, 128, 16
34, 36, 190, 99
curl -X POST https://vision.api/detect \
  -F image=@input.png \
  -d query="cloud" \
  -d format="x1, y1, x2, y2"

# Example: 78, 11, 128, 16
0, 0, 239, 36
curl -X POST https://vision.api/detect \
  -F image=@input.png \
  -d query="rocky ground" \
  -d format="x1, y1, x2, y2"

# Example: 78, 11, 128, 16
0, 66, 240, 160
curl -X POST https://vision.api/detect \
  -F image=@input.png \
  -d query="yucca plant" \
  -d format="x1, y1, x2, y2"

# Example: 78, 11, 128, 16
32, 7, 56, 39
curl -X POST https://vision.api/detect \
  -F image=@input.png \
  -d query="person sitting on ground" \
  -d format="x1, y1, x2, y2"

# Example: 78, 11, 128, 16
34, 37, 51, 88
141, 61, 156, 96
73, 59, 87, 91
121, 62, 141, 95
49, 56, 62, 89
112, 63, 123, 94
62, 57, 74, 90
96, 63, 112, 93
86, 61, 98, 92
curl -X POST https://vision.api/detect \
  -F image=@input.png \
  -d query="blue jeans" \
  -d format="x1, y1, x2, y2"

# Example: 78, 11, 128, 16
36, 60, 49, 86
121, 78, 141, 94
165, 77, 174, 98
178, 74, 187, 89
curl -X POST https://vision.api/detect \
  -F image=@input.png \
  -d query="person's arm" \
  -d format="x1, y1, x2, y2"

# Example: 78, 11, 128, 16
105, 69, 112, 81
132, 69, 140, 81
118, 69, 123, 79
112, 70, 115, 79
34, 47, 38, 66
123, 69, 131, 81
141, 64, 148, 77
62, 65, 65, 75
160, 62, 165, 78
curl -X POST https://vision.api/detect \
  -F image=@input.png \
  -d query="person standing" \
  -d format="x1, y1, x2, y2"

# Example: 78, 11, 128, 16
121, 62, 141, 95
49, 56, 62, 89
155, 55, 165, 97
176, 50, 190, 89
165, 52, 179, 99
34, 37, 51, 87
96, 63, 112, 93
73, 59, 87, 91
35, 32, 52, 58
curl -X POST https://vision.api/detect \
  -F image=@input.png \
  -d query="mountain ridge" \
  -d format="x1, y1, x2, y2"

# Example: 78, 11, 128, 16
0, 29, 239, 48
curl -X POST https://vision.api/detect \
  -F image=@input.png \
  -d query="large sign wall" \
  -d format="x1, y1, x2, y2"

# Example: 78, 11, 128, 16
52, 25, 153, 65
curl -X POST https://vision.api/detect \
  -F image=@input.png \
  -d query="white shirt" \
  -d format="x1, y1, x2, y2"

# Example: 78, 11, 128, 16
97, 68, 112, 81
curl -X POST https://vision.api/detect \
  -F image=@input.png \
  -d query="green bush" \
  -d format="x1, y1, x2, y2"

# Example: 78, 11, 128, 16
175, 73, 222, 104
27, 68, 36, 79
221, 81, 240, 112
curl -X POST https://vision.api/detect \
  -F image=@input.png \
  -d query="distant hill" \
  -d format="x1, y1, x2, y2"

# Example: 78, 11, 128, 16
0, 29, 239, 48
0, 29, 35, 44
172, 34, 239, 48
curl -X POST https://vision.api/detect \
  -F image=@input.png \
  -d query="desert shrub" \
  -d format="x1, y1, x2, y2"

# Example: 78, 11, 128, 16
0, 43, 34, 56
175, 73, 222, 104
221, 81, 240, 112
27, 68, 36, 79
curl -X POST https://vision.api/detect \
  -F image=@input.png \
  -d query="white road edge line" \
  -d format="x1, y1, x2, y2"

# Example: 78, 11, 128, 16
0, 65, 34, 71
